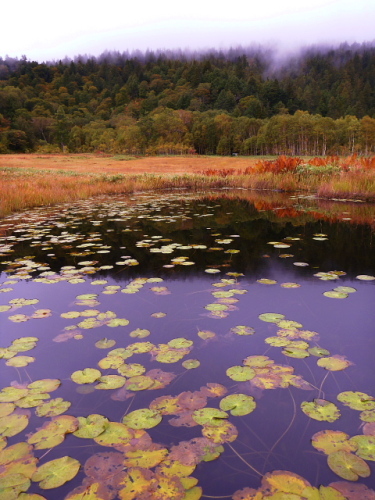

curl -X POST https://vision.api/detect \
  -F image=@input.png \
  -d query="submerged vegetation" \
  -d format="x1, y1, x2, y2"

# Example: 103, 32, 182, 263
0, 192, 375, 499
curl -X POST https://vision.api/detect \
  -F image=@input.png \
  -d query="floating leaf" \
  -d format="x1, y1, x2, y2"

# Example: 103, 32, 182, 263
32, 456, 80, 489
323, 291, 349, 299
73, 414, 109, 439
301, 399, 341, 422
261, 470, 312, 496
98, 355, 124, 369
0, 402, 15, 417
219, 394, 256, 416
337, 391, 375, 411
28, 379, 60, 393
71, 368, 101, 384
35, 398, 71, 417
122, 409, 162, 429
107, 318, 129, 327
317, 356, 352, 371
327, 450, 370, 481
5, 356, 35, 367
201, 421, 238, 444
182, 359, 200, 369
311, 430, 356, 455
230, 325, 255, 336
0, 414, 29, 437
226, 366, 256, 382
168, 338, 193, 348
28, 416, 78, 449
123, 448, 168, 469
0, 387, 28, 403
197, 330, 216, 340
118, 363, 146, 377
349, 435, 375, 461
258, 313, 285, 323
93, 422, 134, 450
124, 375, 154, 391
280, 282, 301, 288
117, 467, 154, 499
192, 408, 228, 427
282, 346, 310, 358
95, 375, 126, 390
129, 328, 150, 338
333, 286, 357, 293
308, 347, 330, 357
356, 275, 375, 281
95, 338, 116, 349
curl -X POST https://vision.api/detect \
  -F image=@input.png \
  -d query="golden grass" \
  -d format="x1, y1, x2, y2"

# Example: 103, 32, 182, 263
2, 154, 375, 218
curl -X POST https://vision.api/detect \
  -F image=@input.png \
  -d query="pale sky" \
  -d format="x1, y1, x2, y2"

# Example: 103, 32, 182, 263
2, 0, 374, 62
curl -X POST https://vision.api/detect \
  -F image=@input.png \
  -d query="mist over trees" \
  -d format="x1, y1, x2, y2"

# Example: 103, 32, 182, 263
0, 43, 375, 154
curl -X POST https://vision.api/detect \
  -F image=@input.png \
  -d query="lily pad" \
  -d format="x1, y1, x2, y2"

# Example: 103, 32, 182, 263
32, 456, 80, 489
308, 347, 330, 357
327, 450, 370, 481
317, 355, 352, 371
71, 368, 102, 384
230, 325, 255, 336
192, 408, 229, 427
117, 363, 146, 377
301, 399, 341, 422
226, 366, 256, 382
168, 338, 193, 348
182, 359, 200, 369
323, 291, 349, 299
94, 338, 116, 349
356, 275, 375, 281
219, 394, 256, 416
129, 328, 150, 338
311, 430, 357, 455
73, 414, 109, 438
95, 375, 126, 390
122, 409, 162, 429
258, 313, 285, 323
337, 391, 375, 411
197, 330, 216, 340
35, 398, 71, 417
349, 435, 375, 461
0, 413, 29, 437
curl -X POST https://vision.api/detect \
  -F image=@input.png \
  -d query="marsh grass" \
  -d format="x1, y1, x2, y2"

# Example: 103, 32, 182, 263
2, 155, 375, 218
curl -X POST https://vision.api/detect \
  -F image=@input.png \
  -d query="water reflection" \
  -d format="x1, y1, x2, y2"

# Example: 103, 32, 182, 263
0, 190, 375, 498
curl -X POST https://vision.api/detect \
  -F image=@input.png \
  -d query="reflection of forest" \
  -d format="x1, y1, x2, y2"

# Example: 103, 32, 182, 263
3, 191, 375, 280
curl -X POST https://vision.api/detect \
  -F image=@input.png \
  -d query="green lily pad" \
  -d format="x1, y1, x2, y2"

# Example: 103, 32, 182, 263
356, 275, 375, 280
219, 394, 256, 416
32, 456, 80, 489
301, 399, 341, 422
333, 286, 357, 293
323, 291, 349, 299
118, 363, 146, 377
201, 421, 238, 444
5, 356, 35, 367
35, 398, 71, 417
327, 450, 370, 480
349, 435, 375, 460
129, 328, 151, 338
258, 313, 285, 323
282, 346, 310, 358
71, 368, 102, 384
127, 342, 154, 353
73, 414, 109, 438
182, 359, 200, 369
311, 430, 357, 455
27, 379, 61, 393
0, 414, 29, 437
317, 355, 352, 371
226, 366, 256, 381
123, 448, 168, 468
98, 355, 124, 369
257, 278, 277, 285
106, 318, 129, 327
277, 320, 303, 329
28, 415, 78, 449
122, 409, 162, 429
0, 387, 28, 403
280, 282, 301, 288
16, 393, 50, 409
204, 303, 228, 312
124, 375, 155, 391
265, 337, 291, 347
95, 375, 126, 390
192, 408, 228, 427
230, 325, 255, 336
197, 330, 216, 340
360, 410, 375, 422
93, 422, 133, 450
168, 338, 193, 348
308, 347, 330, 357
337, 391, 375, 411
0, 402, 15, 417
94, 338, 116, 349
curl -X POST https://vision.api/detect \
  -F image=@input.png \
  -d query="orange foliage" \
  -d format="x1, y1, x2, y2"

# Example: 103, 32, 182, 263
253, 155, 303, 173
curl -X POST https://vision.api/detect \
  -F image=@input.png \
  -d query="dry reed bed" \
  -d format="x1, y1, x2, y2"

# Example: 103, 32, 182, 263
2, 154, 375, 218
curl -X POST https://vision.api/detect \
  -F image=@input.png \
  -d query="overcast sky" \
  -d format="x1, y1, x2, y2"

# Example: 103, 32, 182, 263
2, 0, 375, 62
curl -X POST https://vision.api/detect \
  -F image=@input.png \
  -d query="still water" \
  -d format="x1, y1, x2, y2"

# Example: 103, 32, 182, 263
0, 190, 375, 499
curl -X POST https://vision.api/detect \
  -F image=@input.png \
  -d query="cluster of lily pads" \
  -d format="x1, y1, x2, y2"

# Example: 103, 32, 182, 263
0, 192, 375, 499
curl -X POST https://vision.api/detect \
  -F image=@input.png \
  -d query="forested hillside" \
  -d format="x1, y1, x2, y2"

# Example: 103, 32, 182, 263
1, 44, 375, 155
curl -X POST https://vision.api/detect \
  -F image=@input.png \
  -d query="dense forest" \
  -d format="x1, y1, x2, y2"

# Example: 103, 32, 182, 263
1, 44, 375, 155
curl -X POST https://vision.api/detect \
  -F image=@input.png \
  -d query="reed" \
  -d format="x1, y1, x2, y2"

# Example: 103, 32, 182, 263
2, 155, 375, 218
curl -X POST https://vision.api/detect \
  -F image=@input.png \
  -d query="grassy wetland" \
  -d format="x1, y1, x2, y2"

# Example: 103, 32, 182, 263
2, 154, 375, 218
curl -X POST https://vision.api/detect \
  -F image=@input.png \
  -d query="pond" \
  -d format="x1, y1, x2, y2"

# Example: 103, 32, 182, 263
0, 189, 375, 499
